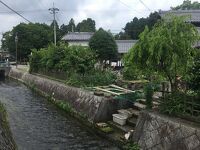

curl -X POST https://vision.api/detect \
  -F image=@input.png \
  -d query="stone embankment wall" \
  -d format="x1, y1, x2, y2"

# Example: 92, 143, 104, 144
9, 68, 120, 123
0, 104, 16, 150
133, 111, 200, 150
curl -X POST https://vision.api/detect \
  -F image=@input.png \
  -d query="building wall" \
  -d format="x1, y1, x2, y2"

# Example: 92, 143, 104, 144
68, 41, 89, 47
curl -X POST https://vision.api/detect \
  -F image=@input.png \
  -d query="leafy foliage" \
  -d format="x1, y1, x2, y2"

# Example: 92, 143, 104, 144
1, 23, 53, 61
123, 142, 140, 150
144, 84, 154, 109
124, 15, 199, 91
187, 52, 200, 93
171, 0, 200, 10
30, 43, 96, 75
115, 12, 161, 40
60, 18, 76, 36
29, 44, 117, 87
159, 92, 186, 115
89, 28, 118, 62
65, 69, 117, 87
76, 18, 96, 32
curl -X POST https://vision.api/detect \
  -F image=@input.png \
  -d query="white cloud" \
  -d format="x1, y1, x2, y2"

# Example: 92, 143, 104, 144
0, 0, 200, 44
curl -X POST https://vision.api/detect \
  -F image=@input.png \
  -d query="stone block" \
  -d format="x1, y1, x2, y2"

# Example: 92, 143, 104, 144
195, 129, 200, 140
145, 137, 154, 149
151, 144, 164, 150
168, 128, 183, 143
180, 124, 196, 138
184, 134, 200, 150
160, 136, 171, 150
150, 118, 160, 130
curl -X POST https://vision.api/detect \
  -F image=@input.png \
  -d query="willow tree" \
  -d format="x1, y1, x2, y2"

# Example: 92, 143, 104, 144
125, 15, 199, 91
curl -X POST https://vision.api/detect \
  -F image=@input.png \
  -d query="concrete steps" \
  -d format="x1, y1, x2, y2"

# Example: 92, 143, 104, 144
133, 102, 146, 110
127, 117, 138, 127
137, 98, 160, 106
107, 121, 134, 133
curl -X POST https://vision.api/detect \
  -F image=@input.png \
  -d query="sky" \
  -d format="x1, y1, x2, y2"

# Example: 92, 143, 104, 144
0, 0, 199, 42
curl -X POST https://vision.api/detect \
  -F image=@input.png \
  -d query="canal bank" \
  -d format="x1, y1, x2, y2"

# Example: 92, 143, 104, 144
8, 67, 126, 149
1, 78, 120, 149
9, 67, 121, 123
0, 103, 16, 150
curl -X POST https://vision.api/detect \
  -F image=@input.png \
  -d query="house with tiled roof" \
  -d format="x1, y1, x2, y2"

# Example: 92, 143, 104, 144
62, 32, 94, 47
159, 9, 200, 47
62, 32, 137, 54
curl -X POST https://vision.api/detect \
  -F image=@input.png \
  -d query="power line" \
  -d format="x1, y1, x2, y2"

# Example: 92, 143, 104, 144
117, 0, 141, 13
138, 0, 151, 11
0, 0, 32, 23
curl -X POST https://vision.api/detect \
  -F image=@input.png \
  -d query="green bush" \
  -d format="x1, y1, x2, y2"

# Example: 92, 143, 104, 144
29, 44, 96, 75
159, 92, 186, 115
123, 142, 140, 150
66, 69, 117, 87
144, 84, 154, 109
187, 52, 200, 95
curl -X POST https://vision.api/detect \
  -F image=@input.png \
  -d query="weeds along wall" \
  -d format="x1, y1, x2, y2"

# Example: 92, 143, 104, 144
9, 68, 120, 123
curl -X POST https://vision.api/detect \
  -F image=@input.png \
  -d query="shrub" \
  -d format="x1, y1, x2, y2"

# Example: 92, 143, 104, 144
29, 44, 96, 75
123, 142, 140, 150
66, 69, 117, 87
144, 84, 154, 109
159, 92, 186, 115
187, 52, 200, 95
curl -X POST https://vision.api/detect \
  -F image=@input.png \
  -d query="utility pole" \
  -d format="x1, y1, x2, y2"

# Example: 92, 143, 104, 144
15, 33, 18, 68
49, 3, 59, 46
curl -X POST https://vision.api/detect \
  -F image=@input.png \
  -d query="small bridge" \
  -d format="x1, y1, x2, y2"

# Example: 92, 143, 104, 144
0, 61, 11, 77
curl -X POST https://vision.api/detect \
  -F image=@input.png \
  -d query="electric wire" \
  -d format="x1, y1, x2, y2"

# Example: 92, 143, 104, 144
117, 0, 141, 13
138, 0, 151, 11
0, 0, 32, 23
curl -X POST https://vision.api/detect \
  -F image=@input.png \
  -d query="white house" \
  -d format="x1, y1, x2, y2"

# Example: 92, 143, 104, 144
62, 32, 137, 54
62, 32, 94, 47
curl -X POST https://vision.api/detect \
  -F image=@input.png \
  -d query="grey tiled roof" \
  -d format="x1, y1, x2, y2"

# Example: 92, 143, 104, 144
159, 10, 200, 22
62, 32, 94, 41
62, 32, 138, 54
116, 40, 137, 54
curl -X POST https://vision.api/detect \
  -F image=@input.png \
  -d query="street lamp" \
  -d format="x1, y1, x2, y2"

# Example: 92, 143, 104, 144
15, 33, 18, 68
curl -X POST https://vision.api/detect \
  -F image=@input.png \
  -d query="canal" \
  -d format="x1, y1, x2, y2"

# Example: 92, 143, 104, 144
0, 79, 119, 150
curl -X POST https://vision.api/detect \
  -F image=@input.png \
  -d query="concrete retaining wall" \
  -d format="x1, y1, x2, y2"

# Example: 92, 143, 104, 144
0, 105, 16, 150
133, 111, 200, 150
9, 68, 122, 123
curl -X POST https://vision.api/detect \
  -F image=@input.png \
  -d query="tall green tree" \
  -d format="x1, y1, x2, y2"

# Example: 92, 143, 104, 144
89, 28, 117, 63
50, 20, 61, 40
171, 0, 200, 10
1, 23, 53, 61
60, 18, 76, 36
115, 12, 161, 40
125, 15, 199, 91
76, 18, 96, 32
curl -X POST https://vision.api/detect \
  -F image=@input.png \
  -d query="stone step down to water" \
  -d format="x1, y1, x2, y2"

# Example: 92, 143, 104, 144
127, 117, 138, 127
137, 99, 160, 106
107, 121, 134, 133
133, 102, 146, 110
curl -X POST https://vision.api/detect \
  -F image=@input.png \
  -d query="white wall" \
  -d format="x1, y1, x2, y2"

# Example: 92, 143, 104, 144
68, 41, 89, 47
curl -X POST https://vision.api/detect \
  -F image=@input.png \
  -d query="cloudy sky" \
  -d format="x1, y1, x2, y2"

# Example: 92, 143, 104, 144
0, 0, 199, 40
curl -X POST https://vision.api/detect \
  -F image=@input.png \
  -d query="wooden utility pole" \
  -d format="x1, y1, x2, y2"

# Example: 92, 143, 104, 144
15, 33, 18, 68
49, 3, 59, 46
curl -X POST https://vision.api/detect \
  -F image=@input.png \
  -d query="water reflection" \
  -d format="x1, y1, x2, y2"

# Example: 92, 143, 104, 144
0, 79, 119, 150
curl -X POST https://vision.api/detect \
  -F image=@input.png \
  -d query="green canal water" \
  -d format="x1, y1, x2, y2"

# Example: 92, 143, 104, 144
0, 79, 119, 150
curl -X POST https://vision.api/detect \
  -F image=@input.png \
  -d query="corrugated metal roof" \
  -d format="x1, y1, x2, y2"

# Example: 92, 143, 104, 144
116, 40, 137, 54
62, 32, 94, 41
159, 10, 200, 22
